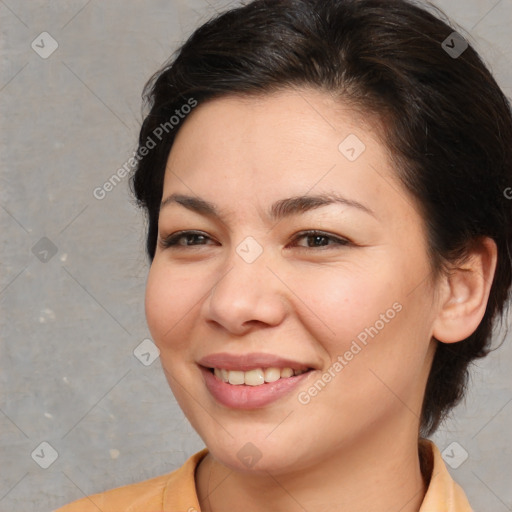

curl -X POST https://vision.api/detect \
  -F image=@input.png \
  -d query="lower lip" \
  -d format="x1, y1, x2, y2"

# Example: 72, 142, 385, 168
199, 366, 314, 409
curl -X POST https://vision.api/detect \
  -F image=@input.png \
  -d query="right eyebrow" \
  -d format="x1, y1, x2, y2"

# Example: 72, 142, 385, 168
160, 192, 377, 221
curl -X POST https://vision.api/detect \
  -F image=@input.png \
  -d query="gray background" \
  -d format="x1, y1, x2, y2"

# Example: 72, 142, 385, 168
1, 1, 511, 510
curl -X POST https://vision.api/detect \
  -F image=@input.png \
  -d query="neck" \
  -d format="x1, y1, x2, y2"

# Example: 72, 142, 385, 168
196, 423, 427, 512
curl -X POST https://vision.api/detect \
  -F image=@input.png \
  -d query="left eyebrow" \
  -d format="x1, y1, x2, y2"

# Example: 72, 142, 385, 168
160, 192, 377, 221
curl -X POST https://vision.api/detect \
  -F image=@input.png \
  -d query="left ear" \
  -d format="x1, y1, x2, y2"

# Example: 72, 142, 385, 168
432, 237, 498, 344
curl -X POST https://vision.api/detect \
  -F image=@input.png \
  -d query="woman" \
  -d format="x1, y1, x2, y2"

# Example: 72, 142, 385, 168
56, 0, 512, 510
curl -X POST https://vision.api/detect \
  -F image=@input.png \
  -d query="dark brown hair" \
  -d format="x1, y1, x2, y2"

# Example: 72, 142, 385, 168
129, 0, 512, 436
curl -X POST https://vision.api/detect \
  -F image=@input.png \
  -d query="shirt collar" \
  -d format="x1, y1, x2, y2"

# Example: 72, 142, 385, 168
164, 440, 473, 511
419, 439, 473, 511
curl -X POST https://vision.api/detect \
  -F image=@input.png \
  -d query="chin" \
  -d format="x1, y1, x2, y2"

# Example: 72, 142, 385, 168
203, 432, 313, 475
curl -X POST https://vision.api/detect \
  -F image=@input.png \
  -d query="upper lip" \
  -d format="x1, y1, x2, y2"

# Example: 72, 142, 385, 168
197, 352, 315, 372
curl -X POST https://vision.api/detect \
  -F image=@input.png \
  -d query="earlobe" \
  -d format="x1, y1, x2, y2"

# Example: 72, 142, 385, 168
432, 237, 498, 344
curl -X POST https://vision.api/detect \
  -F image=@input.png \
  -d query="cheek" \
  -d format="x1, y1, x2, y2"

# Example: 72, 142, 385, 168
296, 261, 429, 390
144, 262, 208, 350
294, 263, 399, 350
302, 270, 432, 418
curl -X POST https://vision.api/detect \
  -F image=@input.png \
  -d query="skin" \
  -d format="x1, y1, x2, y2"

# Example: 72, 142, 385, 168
145, 87, 497, 512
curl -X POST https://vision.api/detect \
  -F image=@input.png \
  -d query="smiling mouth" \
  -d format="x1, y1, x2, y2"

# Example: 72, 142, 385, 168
206, 366, 313, 386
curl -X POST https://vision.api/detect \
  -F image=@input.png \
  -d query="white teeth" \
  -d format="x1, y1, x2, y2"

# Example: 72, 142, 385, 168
213, 366, 307, 385
280, 367, 294, 378
244, 369, 265, 386
228, 370, 245, 385
264, 367, 281, 382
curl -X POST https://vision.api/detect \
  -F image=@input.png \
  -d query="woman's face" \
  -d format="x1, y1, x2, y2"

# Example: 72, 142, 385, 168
145, 88, 440, 473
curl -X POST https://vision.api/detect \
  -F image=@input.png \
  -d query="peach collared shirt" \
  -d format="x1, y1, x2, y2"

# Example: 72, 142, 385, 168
55, 440, 473, 511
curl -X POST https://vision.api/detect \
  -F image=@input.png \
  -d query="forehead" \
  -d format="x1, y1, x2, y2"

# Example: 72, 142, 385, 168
170, 88, 383, 154
161, 88, 417, 227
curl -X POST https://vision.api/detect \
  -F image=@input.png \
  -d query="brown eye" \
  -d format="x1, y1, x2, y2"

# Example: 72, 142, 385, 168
289, 230, 351, 249
159, 231, 216, 249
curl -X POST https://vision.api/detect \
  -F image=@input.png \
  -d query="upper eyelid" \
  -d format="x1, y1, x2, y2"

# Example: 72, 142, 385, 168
289, 230, 350, 244
159, 229, 351, 247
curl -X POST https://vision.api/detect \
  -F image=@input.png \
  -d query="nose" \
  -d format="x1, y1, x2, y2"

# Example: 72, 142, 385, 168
202, 248, 288, 335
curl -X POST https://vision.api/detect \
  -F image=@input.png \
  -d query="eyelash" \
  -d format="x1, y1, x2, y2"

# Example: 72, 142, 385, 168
158, 230, 351, 250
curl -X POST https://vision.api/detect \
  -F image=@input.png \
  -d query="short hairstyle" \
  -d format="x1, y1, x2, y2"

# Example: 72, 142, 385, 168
129, 0, 512, 436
